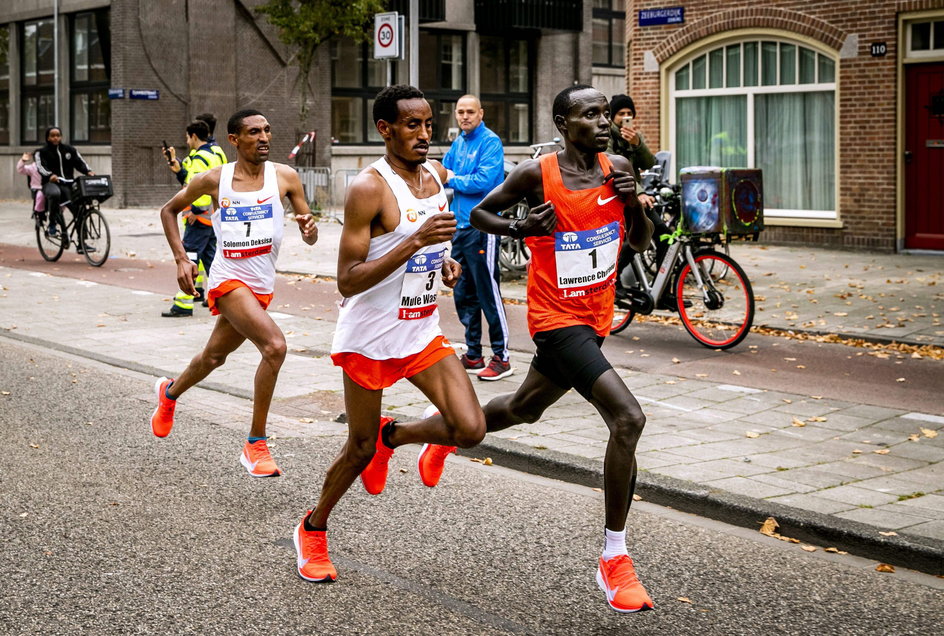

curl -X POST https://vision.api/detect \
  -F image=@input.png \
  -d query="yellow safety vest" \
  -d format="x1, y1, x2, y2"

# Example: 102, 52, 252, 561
182, 148, 222, 211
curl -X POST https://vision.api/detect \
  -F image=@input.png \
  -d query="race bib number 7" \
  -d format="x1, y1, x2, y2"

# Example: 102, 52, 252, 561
399, 248, 446, 320
554, 222, 620, 299
221, 204, 275, 259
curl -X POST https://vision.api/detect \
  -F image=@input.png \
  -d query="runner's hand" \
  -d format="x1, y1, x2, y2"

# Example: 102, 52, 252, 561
414, 212, 457, 246
176, 260, 198, 296
521, 201, 557, 236
295, 213, 318, 245
603, 171, 637, 202
442, 257, 461, 288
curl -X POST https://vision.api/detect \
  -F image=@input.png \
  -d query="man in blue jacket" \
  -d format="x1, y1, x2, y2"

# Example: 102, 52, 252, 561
442, 95, 512, 381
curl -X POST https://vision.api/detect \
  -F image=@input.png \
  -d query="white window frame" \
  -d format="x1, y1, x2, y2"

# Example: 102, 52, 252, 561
669, 37, 839, 221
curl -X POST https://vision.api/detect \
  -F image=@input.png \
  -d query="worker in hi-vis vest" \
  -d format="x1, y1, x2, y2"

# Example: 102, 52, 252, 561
161, 119, 224, 317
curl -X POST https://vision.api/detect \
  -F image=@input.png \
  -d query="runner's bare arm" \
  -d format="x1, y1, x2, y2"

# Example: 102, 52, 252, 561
428, 159, 449, 185
608, 154, 653, 252
470, 159, 556, 237
276, 163, 318, 246
337, 170, 457, 298
158, 168, 222, 295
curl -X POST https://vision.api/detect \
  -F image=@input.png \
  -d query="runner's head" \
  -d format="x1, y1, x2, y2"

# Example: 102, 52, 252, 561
227, 109, 270, 165
373, 85, 432, 166
552, 85, 611, 153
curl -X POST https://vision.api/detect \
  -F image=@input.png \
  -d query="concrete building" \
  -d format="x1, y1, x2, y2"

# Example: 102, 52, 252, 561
1, 0, 622, 208
624, 0, 944, 251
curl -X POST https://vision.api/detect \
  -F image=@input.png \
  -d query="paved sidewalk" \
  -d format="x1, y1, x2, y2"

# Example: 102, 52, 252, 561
1, 201, 942, 573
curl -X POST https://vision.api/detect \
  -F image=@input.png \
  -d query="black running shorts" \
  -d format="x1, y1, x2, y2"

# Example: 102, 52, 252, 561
531, 325, 613, 400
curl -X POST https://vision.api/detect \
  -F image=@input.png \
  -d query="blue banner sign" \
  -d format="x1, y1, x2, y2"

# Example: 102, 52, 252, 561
129, 89, 160, 100
107, 88, 124, 99
639, 7, 684, 27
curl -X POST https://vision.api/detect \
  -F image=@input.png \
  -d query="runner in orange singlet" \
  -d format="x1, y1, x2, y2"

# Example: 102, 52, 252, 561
426, 85, 656, 613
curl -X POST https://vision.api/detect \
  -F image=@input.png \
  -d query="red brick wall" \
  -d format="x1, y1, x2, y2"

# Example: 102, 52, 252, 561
624, 0, 944, 252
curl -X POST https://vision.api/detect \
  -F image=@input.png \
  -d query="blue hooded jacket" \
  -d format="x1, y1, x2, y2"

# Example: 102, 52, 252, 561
441, 121, 504, 228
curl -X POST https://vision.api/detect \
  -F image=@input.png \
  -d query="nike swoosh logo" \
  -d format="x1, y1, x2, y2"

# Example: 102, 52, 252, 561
597, 194, 618, 206
257, 196, 273, 204
438, 202, 446, 212
606, 586, 619, 602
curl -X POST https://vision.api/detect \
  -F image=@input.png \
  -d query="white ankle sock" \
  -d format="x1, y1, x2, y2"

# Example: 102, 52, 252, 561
602, 528, 628, 561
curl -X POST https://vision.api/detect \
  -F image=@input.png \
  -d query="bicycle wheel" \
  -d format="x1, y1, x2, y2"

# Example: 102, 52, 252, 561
80, 208, 111, 267
675, 250, 753, 349
610, 302, 635, 334
35, 211, 67, 262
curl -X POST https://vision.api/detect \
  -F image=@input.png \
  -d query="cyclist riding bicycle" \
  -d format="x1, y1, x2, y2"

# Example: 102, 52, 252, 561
34, 126, 95, 240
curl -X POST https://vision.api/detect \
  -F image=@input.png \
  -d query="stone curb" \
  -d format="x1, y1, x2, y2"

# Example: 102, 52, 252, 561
459, 436, 944, 576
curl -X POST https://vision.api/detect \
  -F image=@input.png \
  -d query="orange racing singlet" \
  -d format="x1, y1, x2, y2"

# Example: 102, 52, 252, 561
525, 152, 624, 337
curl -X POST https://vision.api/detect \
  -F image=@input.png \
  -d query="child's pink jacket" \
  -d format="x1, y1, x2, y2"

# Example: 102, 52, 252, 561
16, 159, 45, 213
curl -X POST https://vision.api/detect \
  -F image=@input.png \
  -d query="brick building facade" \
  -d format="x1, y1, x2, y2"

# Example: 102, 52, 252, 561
624, 0, 944, 252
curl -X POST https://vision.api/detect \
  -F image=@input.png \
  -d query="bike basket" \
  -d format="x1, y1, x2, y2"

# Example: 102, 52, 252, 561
72, 175, 113, 203
680, 167, 763, 236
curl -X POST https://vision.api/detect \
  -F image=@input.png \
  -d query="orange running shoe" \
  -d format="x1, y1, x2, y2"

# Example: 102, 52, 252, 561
150, 377, 177, 438
360, 417, 395, 495
417, 444, 457, 487
293, 512, 337, 582
596, 555, 654, 613
240, 439, 282, 477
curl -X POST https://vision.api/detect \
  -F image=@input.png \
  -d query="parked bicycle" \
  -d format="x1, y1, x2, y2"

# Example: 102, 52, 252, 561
497, 138, 561, 274
35, 175, 112, 267
611, 164, 755, 350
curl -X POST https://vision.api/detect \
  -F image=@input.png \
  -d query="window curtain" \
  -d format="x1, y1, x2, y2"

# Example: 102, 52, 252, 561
755, 92, 834, 210
676, 95, 747, 176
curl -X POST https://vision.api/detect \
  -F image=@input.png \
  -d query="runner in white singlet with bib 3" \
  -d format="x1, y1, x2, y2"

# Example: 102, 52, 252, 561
150, 109, 318, 478
292, 85, 486, 583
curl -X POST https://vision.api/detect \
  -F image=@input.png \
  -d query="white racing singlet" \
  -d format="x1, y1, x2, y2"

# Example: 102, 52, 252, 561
209, 161, 284, 295
331, 158, 450, 360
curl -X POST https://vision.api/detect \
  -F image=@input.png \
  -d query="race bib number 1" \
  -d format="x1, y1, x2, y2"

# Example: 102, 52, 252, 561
399, 248, 446, 320
221, 204, 275, 259
554, 222, 620, 299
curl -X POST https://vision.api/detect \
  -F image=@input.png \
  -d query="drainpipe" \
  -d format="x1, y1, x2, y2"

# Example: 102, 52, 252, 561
53, 0, 59, 127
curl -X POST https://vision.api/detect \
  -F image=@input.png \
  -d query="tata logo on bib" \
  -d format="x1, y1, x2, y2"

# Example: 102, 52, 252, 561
220, 198, 231, 208
414, 254, 428, 265
406, 209, 418, 223
562, 232, 579, 243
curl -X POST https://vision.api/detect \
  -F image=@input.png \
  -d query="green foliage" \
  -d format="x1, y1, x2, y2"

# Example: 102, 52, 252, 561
256, 0, 385, 116
0, 26, 9, 60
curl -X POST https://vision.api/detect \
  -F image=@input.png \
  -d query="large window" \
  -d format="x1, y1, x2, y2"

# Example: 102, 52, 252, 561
0, 27, 9, 145
71, 11, 110, 144
672, 39, 837, 218
419, 31, 465, 144
479, 36, 531, 144
20, 18, 56, 144
592, 0, 625, 68
331, 38, 395, 144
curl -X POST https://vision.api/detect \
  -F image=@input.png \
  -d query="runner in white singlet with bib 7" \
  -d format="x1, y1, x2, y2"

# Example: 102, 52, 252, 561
292, 86, 486, 583
150, 109, 318, 478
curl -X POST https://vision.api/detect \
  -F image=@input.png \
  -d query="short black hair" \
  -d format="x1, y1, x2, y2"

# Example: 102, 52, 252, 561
227, 109, 265, 135
44, 126, 62, 141
195, 112, 217, 135
186, 120, 210, 141
552, 84, 599, 121
372, 85, 425, 125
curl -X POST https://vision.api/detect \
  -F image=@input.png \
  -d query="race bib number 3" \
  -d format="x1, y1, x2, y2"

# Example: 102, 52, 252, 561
221, 204, 275, 259
554, 222, 620, 299
399, 248, 446, 320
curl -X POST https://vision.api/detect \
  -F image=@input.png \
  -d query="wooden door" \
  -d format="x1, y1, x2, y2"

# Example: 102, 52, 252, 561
905, 63, 944, 250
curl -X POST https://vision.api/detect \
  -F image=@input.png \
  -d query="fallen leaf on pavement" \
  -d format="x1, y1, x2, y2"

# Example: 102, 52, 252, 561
676, 597, 693, 604
801, 545, 817, 552
879, 531, 898, 537
852, 449, 863, 454
896, 378, 906, 383
782, 398, 792, 404
672, 357, 681, 364
592, 487, 603, 492
732, 370, 741, 375
824, 547, 848, 554
759, 517, 779, 536
791, 418, 806, 427
807, 416, 828, 422
921, 428, 938, 439
483, 458, 493, 466
0, 391, 9, 395
746, 431, 761, 438
633, 494, 642, 501
298, 418, 314, 424
875, 563, 895, 573
873, 449, 890, 455
29, 443, 40, 449
908, 434, 920, 442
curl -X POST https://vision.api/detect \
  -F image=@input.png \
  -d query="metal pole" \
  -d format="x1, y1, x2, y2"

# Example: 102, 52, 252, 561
409, 0, 418, 87
53, 0, 59, 126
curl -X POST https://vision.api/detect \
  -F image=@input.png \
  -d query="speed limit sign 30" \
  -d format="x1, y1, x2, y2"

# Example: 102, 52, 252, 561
374, 12, 401, 60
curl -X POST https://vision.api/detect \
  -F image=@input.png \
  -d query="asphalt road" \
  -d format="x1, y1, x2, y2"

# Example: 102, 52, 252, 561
2, 243, 941, 415
1, 339, 941, 635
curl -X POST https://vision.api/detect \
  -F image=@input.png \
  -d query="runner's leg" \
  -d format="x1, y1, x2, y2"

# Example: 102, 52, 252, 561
308, 374, 384, 527
385, 354, 485, 447
587, 369, 646, 531
215, 286, 287, 438
166, 314, 247, 397
481, 364, 568, 433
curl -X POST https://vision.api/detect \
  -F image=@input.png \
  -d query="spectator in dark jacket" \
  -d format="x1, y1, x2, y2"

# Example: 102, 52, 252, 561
34, 126, 94, 216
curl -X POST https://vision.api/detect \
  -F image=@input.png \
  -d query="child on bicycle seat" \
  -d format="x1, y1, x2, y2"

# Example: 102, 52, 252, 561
16, 152, 46, 215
